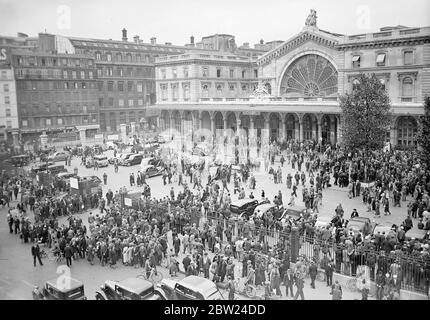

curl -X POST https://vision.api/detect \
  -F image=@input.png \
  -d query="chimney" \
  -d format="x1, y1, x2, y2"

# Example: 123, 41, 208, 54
243, 42, 249, 48
190, 35, 195, 44
150, 37, 156, 45
260, 39, 264, 44
133, 35, 140, 43
122, 28, 128, 41
165, 42, 172, 45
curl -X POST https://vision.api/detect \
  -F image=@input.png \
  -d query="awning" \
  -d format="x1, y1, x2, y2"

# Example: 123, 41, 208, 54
376, 53, 386, 63
352, 55, 360, 62
75, 124, 100, 131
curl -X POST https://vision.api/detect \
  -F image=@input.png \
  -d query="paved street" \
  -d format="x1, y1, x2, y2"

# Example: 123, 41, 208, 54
0, 149, 419, 300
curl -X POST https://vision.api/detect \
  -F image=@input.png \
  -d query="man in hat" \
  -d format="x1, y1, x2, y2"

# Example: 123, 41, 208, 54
31, 241, 43, 267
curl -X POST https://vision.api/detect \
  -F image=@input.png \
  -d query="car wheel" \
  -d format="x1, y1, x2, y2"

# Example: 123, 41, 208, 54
95, 294, 105, 300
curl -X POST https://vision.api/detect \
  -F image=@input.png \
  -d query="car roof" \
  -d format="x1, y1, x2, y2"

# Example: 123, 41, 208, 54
94, 155, 107, 159
177, 276, 217, 297
231, 199, 257, 206
46, 278, 83, 292
116, 278, 153, 294
57, 172, 74, 177
141, 165, 154, 170
254, 204, 276, 212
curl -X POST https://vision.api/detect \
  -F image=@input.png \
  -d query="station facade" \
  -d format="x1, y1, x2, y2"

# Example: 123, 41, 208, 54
151, 13, 430, 150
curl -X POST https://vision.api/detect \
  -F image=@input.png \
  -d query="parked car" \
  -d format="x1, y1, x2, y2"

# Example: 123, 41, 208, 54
108, 153, 129, 164
8, 154, 30, 167
95, 277, 166, 300
281, 206, 307, 223
159, 276, 224, 300
347, 217, 376, 236
405, 229, 429, 241
86, 155, 109, 168
45, 164, 67, 175
31, 162, 54, 173
32, 278, 86, 300
118, 153, 135, 165
140, 165, 164, 178
123, 154, 144, 166
48, 151, 70, 162
253, 203, 284, 220
230, 199, 260, 218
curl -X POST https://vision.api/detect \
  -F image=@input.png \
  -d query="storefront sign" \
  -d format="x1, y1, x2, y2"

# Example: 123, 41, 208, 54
107, 134, 119, 141
0, 48, 8, 62
70, 177, 79, 189
124, 198, 132, 207
94, 134, 104, 140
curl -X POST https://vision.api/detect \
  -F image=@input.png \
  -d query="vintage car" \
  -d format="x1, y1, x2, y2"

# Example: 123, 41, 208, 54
140, 165, 164, 178
95, 277, 166, 300
31, 162, 54, 173
32, 278, 87, 300
253, 203, 284, 220
314, 216, 333, 230
405, 228, 429, 241
86, 155, 109, 168
347, 217, 376, 236
8, 154, 30, 167
118, 153, 135, 166
123, 154, 144, 166
281, 206, 307, 222
45, 164, 67, 175
230, 199, 260, 218
159, 276, 224, 301
47, 151, 70, 162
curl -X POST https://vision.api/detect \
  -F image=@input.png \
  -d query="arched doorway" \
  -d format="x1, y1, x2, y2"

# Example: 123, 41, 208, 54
285, 114, 297, 140
183, 111, 193, 137
160, 110, 170, 131
302, 114, 316, 141
269, 113, 280, 142
397, 116, 417, 146
172, 111, 181, 133
214, 112, 223, 138
321, 114, 331, 144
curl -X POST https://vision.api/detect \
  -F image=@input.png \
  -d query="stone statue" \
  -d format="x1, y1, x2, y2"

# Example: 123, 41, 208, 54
305, 9, 317, 27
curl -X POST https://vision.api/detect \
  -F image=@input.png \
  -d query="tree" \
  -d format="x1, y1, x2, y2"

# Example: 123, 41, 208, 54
339, 73, 392, 152
417, 96, 430, 169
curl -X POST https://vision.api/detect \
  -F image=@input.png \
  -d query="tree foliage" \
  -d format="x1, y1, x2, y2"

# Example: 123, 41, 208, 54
339, 73, 391, 152
417, 96, 430, 169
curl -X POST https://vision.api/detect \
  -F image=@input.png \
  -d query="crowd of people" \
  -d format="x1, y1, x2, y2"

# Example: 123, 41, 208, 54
2, 137, 430, 300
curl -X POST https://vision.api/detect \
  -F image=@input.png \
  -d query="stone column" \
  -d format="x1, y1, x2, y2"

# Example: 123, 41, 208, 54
40, 131, 48, 149
336, 115, 341, 144
299, 117, 304, 142
280, 116, 286, 141
249, 116, 257, 160
210, 113, 215, 143
79, 129, 87, 145
130, 122, 136, 136
12, 131, 19, 151
317, 116, 322, 144
330, 116, 336, 144
120, 124, 127, 142
223, 114, 228, 137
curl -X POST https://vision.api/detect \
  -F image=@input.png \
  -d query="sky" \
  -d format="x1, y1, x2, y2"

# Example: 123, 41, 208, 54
0, 0, 429, 46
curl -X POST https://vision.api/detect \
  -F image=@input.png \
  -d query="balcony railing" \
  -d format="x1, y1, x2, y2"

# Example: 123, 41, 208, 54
373, 31, 392, 38
399, 28, 420, 35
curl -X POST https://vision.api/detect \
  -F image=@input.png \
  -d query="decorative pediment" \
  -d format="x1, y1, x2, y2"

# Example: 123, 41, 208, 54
257, 29, 340, 67
397, 71, 418, 81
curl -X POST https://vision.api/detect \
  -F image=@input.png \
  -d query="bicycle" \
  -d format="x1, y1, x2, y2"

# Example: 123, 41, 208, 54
233, 277, 257, 298
138, 267, 164, 284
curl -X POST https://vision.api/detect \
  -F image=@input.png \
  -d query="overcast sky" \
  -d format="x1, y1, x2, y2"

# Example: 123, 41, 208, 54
1, 0, 429, 46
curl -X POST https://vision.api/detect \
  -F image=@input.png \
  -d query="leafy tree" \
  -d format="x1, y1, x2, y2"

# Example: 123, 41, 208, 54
417, 96, 430, 169
339, 73, 391, 153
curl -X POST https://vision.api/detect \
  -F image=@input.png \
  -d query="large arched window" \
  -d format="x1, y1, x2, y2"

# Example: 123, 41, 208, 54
397, 116, 417, 146
280, 54, 338, 97
402, 77, 413, 97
